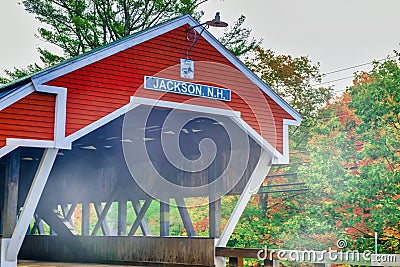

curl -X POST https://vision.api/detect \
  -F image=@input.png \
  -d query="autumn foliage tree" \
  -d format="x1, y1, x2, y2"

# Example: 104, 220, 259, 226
297, 52, 400, 253
226, 51, 400, 254
246, 47, 333, 162
223, 48, 334, 250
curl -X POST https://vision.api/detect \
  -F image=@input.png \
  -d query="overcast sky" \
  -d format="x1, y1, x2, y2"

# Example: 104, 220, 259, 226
1, 0, 400, 92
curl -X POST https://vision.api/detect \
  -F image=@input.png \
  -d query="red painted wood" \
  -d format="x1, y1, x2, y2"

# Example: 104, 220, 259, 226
44, 25, 295, 153
0, 92, 55, 148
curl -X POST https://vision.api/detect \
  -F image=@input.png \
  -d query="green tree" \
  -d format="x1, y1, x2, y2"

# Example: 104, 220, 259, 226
219, 15, 261, 58
295, 52, 400, 253
24, 0, 205, 59
0, 63, 42, 85
348, 54, 400, 252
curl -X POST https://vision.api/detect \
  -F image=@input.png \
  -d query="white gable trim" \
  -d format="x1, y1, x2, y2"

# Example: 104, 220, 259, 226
275, 119, 301, 165
0, 83, 35, 112
132, 97, 288, 164
0, 146, 18, 159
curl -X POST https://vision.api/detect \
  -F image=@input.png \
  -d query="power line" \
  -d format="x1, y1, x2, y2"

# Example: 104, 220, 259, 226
311, 75, 354, 87
322, 55, 397, 76
311, 55, 398, 87
323, 62, 373, 76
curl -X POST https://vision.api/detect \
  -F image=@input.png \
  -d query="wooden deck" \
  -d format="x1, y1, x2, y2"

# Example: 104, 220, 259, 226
18, 261, 140, 266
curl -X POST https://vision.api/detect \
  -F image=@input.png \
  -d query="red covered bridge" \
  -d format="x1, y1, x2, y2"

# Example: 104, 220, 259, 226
0, 14, 301, 267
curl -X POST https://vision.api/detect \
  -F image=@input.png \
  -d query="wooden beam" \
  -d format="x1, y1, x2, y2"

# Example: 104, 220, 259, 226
207, 155, 221, 239
66, 204, 77, 220
61, 204, 76, 226
2, 149, 20, 238
61, 204, 69, 221
49, 205, 57, 236
20, 235, 216, 266
118, 200, 127, 236
264, 259, 274, 267
131, 200, 152, 236
217, 150, 272, 247
229, 257, 244, 267
93, 202, 110, 236
91, 201, 112, 236
91, 186, 118, 236
128, 198, 152, 236
37, 206, 78, 235
30, 214, 45, 235
81, 202, 90, 236
36, 205, 90, 259
160, 200, 170, 236
175, 197, 196, 237
209, 198, 221, 238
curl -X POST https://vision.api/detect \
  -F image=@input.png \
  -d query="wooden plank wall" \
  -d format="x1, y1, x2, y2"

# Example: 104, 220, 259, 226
19, 236, 216, 266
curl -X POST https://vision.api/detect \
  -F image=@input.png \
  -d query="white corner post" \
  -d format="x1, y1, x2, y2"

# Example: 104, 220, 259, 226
214, 149, 272, 267
1, 148, 59, 267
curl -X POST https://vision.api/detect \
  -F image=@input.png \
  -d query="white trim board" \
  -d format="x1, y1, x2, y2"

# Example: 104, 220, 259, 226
0, 96, 294, 165
66, 97, 241, 144
131, 97, 241, 118
33, 84, 69, 149
6, 139, 55, 148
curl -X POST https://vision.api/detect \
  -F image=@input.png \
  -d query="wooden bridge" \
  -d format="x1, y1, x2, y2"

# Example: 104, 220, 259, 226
0, 14, 303, 267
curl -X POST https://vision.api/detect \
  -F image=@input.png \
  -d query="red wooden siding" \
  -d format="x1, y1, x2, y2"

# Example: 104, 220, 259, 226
46, 25, 295, 153
0, 92, 55, 147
